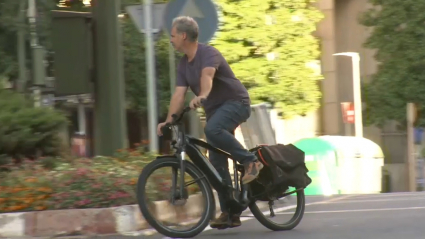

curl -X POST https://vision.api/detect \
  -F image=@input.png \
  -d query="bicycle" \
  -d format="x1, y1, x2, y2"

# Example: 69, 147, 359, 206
136, 106, 306, 238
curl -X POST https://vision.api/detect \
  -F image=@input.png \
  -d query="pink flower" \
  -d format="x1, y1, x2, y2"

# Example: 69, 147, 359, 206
75, 192, 86, 197
92, 184, 102, 189
76, 199, 91, 206
108, 192, 130, 199
76, 168, 90, 176
53, 192, 69, 199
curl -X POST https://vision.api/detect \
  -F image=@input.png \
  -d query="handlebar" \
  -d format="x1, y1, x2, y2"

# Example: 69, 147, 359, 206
169, 106, 192, 126
162, 99, 205, 131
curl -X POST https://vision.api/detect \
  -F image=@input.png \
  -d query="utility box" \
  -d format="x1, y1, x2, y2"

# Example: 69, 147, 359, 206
51, 11, 94, 96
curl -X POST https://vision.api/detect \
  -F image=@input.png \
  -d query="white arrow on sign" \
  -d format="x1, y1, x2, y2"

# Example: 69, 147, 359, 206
178, 0, 204, 18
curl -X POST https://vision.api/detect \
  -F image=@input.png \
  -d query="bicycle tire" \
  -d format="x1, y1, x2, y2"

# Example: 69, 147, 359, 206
137, 157, 215, 238
249, 189, 306, 231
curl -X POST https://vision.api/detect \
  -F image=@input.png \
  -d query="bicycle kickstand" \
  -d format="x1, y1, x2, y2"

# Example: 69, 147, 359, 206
268, 200, 275, 217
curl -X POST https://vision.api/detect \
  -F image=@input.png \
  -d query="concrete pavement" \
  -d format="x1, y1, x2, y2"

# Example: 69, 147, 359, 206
84, 192, 425, 239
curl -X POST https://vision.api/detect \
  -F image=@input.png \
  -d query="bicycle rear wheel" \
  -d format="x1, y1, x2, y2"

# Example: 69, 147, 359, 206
137, 157, 215, 238
249, 188, 305, 231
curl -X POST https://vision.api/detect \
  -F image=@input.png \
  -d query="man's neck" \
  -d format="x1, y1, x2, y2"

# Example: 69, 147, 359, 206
185, 42, 199, 62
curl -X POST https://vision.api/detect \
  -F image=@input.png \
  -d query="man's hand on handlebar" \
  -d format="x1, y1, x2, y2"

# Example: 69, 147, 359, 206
189, 95, 207, 110
157, 99, 206, 136
156, 107, 190, 136
157, 122, 168, 136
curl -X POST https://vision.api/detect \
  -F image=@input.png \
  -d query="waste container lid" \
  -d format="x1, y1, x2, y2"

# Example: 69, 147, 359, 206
293, 137, 336, 156
319, 136, 384, 159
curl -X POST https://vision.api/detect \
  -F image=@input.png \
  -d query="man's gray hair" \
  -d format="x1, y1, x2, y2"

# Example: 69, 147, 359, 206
172, 16, 199, 42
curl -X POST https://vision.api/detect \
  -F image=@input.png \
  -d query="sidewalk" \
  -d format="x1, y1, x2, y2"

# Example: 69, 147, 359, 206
0, 192, 221, 238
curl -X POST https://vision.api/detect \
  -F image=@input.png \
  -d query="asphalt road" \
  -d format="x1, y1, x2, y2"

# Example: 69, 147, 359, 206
84, 192, 425, 239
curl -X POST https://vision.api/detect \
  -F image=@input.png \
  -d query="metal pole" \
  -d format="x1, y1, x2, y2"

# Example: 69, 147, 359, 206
78, 102, 86, 135
168, 42, 176, 141
143, 0, 159, 152
27, 0, 37, 47
351, 54, 363, 138
407, 103, 417, 192
28, 0, 44, 107
169, 42, 176, 95
17, 0, 27, 93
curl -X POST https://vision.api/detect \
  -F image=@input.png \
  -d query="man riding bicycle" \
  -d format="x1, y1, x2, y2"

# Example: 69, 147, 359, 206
157, 16, 264, 229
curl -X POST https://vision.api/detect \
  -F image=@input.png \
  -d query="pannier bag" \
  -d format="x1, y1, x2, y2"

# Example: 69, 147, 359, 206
255, 144, 312, 189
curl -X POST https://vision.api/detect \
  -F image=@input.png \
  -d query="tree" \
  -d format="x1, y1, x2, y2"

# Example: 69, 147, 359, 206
359, 0, 425, 127
0, 0, 172, 116
211, 0, 323, 118
0, 0, 58, 82
121, 5, 172, 117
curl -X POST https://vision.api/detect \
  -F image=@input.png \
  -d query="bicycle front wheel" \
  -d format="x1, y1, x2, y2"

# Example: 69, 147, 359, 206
137, 157, 215, 238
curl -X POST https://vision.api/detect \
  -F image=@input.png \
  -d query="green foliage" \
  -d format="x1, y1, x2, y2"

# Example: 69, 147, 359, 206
121, 13, 172, 116
0, 0, 57, 81
359, 0, 425, 127
0, 0, 172, 117
211, 0, 324, 118
1, 0, 324, 120
0, 90, 68, 159
120, 0, 173, 116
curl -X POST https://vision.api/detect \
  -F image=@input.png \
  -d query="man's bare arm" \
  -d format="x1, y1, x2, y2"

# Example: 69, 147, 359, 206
199, 67, 215, 98
165, 86, 188, 122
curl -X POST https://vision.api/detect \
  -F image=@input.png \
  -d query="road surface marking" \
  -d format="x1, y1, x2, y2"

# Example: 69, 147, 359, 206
273, 206, 425, 215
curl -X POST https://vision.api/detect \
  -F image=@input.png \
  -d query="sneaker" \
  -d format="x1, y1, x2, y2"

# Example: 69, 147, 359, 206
242, 160, 264, 184
210, 212, 242, 229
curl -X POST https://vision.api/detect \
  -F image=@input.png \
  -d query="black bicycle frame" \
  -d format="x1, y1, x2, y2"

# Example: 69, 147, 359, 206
171, 121, 250, 210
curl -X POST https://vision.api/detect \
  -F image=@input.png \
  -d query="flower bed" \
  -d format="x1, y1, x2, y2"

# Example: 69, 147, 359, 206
0, 147, 159, 213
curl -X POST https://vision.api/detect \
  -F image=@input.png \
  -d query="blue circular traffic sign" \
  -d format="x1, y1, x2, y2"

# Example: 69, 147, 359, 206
163, 0, 219, 43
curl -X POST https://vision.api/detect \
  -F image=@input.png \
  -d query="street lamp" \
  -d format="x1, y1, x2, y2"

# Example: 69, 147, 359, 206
333, 52, 363, 138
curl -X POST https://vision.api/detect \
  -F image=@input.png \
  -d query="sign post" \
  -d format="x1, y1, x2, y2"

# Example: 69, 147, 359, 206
334, 52, 363, 138
341, 102, 354, 136
126, 3, 167, 152
407, 103, 418, 192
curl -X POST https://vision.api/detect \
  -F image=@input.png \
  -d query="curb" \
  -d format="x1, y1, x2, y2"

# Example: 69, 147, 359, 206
0, 192, 221, 238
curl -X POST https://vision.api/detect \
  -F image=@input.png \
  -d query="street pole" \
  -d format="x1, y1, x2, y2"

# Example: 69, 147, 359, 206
333, 52, 363, 138
169, 43, 176, 95
17, 0, 27, 93
407, 103, 417, 192
27, 0, 41, 107
143, 0, 159, 152
351, 53, 363, 138
168, 43, 176, 142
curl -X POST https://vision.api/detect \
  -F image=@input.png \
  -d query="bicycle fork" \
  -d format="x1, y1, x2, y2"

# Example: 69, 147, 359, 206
179, 151, 186, 199
170, 151, 187, 205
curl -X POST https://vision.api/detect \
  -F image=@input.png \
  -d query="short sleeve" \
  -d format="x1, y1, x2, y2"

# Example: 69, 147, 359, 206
176, 58, 188, 87
201, 46, 221, 70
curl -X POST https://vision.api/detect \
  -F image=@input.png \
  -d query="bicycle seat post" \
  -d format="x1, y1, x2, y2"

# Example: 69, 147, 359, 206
233, 160, 239, 191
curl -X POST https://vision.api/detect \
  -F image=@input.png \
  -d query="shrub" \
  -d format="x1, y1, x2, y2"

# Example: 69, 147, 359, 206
0, 147, 156, 213
0, 144, 201, 213
0, 90, 68, 160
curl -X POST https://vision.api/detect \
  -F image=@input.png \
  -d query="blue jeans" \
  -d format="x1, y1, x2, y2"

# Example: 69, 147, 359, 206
204, 100, 257, 213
